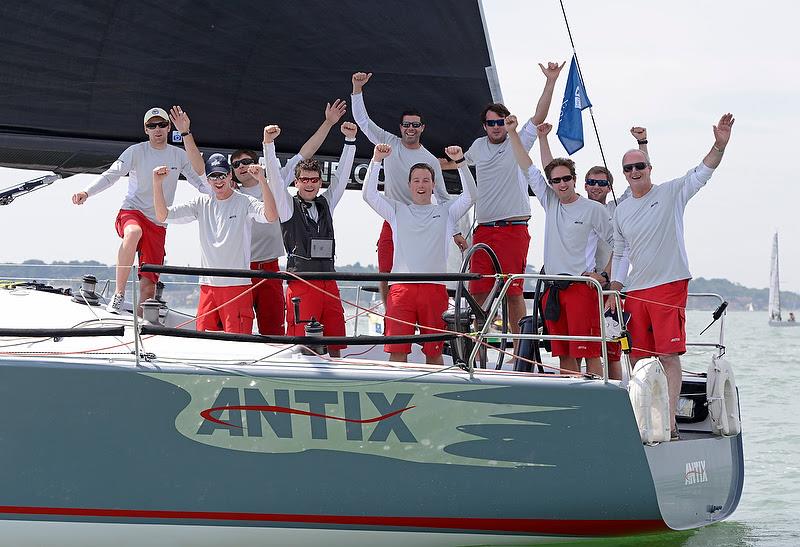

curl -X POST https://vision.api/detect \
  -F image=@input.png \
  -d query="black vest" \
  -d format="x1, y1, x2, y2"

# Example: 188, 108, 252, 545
280, 194, 336, 273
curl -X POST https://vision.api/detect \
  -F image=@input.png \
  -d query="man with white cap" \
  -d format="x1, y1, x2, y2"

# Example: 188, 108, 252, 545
153, 142, 278, 334
71, 106, 209, 313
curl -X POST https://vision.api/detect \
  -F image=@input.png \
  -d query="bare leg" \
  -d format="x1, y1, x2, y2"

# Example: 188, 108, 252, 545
114, 224, 143, 297
608, 360, 622, 380
585, 356, 603, 377
379, 281, 389, 305
389, 352, 407, 362
329, 349, 341, 358
658, 354, 683, 434
136, 277, 156, 316
426, 354, 444, 365
559, 356, 579, 373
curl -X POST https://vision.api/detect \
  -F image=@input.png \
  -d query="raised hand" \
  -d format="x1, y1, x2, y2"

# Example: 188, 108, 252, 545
247, 163, 266, 183
372, 143, 392, 162
169, 106, 190, 134
504, 115, 519, 133
71, 191, 88, 205
444, 145, 464, 161
713, 113, 735, 148
341, 121, 358, 139
538, 61, 566, 81
536, 122, 552, 138
630, 126, 647, 142
453, 234, 468, 252
152, 165, 169, 184
263, 125, 281, 144
325, 99, 347, 125
351, 72, 373, 93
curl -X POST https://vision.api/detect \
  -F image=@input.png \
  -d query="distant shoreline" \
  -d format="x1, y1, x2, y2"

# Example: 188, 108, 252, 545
0, 260, 796, 312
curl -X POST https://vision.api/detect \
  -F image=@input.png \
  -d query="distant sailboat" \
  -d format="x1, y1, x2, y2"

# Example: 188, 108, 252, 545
768, 232, 799, 327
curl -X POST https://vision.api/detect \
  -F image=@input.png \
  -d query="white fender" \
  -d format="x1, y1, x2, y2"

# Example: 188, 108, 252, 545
628, 357, 671, 443
707, 356, 741, 436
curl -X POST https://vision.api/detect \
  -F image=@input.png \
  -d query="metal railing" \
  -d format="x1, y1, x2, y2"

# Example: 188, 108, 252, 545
468, 273, 625, 383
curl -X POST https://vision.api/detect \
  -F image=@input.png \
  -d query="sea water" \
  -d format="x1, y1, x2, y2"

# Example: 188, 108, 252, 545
557, 310, 800, 547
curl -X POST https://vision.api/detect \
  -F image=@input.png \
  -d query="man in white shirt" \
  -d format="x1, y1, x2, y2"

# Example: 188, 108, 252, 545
264, 123, 357, 358
507, 117, 613, 376
440, 62, 565, 342
72, 106, 209, 314
363, 144, 477, 364
350, 71, 453, 303
153, 147, 278, 334
609, 113, 735, 438
231, 100, 348, 335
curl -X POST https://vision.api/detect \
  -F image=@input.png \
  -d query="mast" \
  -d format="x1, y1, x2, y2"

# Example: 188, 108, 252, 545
769, 232, 781, 321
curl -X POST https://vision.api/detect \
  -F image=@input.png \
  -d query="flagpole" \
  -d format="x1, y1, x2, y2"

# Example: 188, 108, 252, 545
558, 0, 617, 205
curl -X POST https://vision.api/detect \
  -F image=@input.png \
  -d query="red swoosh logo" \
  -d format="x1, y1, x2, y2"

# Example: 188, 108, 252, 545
199, 404, 415, 429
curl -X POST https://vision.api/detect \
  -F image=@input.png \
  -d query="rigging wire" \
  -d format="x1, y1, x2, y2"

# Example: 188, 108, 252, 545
558, 0, 617, 205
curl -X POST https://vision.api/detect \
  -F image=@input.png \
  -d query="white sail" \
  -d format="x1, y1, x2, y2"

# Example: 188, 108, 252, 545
769, 232, 781, 321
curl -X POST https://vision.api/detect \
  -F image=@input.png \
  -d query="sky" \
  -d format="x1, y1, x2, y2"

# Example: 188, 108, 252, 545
1, 0, 798, 292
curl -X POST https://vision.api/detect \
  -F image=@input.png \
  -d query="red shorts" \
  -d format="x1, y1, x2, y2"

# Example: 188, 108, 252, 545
542, 282, 602, 358
469, 224, 530, 296
250, 260, 285, 335
384, 283, 448, 357
196, 285, 255, 334
625, 279, 689, 359
606, 340, 622, 361
377, 221, 394, 273
114, 209, 166, 284
286, 280, 347, 351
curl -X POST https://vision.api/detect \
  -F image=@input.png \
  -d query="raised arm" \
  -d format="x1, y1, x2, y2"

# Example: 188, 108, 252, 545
531, 61, 566, 125
152, 166, 171, 223
363, 143, 396, 223
631, 126, 649, 159
170, 106, 204, 176
324, 122, 358, 211
246, 164, 279, 223
505, 115, 532, 170
702, 113, 734, 169
297, 99, 347, 160
262, 125, 294, 223
350, 72, 392, 145
445, 146, 477, 219
537, 122, 554, 167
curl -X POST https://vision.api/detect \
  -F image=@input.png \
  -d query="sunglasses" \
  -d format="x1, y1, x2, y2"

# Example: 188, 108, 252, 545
145, 121, 169, 129
207, 172, 228, 181
485, 119, 505, 127
622, 162, 649, 173
298, 176, 320, 184
585, 179, 610, 187
549, 175, 574, 184
401, 121, 422, 128
231, 158, 255, 169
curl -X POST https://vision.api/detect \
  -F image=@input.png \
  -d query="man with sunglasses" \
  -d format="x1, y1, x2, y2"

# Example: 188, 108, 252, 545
231, 100, 348, 336
72, 106, 210, 314
351, 72, 452, 304
609, 114, 735, 439
507, 117, 613, 376
263, 122, 358, 358
363, 144, 477, 364
152, 141, 279, 335
440, 62, 565, 344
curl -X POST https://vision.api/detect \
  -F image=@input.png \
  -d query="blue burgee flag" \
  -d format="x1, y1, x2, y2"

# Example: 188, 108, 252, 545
557, 56, 592, 155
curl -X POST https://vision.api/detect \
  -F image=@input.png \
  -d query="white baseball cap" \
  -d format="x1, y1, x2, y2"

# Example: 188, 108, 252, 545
143, 107, 169, 124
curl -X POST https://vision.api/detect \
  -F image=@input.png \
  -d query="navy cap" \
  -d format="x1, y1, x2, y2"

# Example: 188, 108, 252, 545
205, 153, 230, 175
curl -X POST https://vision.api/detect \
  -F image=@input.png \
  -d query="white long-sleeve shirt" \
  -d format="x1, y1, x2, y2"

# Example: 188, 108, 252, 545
363, 160, 477, 284
264, 141, 356, 223
165, 188, 270, 287
593, 187, 631, 272
611, 162, 714, 291
465, 122, 537, 223
84, 141, 209, 224
523, 165, 613, 276
351, 92, 450, 204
